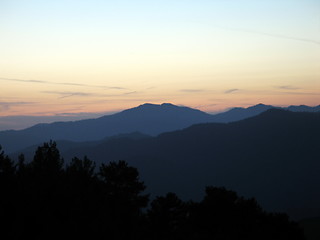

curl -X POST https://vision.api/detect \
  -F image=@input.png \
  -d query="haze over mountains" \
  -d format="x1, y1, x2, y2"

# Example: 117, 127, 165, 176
1, 103, 319, 153
0, 113, 108, 131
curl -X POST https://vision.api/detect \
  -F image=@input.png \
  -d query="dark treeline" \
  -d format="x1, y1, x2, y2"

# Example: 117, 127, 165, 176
0, 141, 304, 239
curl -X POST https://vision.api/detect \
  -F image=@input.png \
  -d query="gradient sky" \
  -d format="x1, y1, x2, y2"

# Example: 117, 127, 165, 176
1, 0, 319, 117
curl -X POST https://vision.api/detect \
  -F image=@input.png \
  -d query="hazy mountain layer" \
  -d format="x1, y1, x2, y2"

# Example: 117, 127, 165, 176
1, 103, 319, 153
36, 109, 320, 221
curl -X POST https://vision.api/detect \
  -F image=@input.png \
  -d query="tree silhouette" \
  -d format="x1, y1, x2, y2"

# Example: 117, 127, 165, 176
0, 142, 306, 239
99, 160, 149, 239
147, 192, 188, 239
31, 140, 64, 177
187, 186, 305, 240
17, 141, 66, 238
0, 145, 18, 238
66, 156, 95, 179
63, 156, 100, 238
0, 145, 16, 177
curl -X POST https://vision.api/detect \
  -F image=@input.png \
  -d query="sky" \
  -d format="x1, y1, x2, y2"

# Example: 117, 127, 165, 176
1, 0, 319, 119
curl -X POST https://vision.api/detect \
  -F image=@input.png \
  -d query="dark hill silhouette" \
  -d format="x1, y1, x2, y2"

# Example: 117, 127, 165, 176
1, 142, 304, 239
1, 103, 319, 153
30, 109, 319, 221
12, 132, 151, 161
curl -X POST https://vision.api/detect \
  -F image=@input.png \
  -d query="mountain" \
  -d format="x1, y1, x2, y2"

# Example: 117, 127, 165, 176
1, 103, 319, 153
0, 103, 213, 153
211, 103, 275, 122
0, 113, 107, 131
210, 103, 320, 122
287, 105, 320, 113
19, 109, 318, 221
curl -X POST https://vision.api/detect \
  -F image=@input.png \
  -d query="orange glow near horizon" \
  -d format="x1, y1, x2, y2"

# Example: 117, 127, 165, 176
1, 1, 319, 117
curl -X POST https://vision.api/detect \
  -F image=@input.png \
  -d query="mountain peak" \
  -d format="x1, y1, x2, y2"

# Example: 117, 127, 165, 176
137, 103, 177, 108
122, 103, 207, 116
249, 103, 273, 109
161, 103, 176, 107
255, 103, 267, 107
127, 103, 161, 112
129, 103, 189, 113
137, 103, 157, 107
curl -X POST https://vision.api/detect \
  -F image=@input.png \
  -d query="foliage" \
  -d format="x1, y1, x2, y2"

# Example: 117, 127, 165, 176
0, 142, 305, 239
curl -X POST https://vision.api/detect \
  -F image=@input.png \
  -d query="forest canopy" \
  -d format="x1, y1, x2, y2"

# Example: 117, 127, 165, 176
0, 141, 305, 239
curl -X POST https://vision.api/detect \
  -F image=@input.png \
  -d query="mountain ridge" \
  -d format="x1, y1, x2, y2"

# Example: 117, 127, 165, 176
1, 103, 319, 153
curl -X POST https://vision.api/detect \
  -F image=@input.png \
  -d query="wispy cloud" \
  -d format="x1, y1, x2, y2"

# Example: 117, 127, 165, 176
0, 101, 36, 111
0, 77, 126, 90
243, 89, 319, 96
276, 85, 300, 90
213, 25, 320, 46
280, 91, 319, 96
0, 101, 35, 104
224, 88, 239, 94
42, 90, 143, 98
123, 91, 138, 95
180, 89, 204, 93
43, 91, 94, 99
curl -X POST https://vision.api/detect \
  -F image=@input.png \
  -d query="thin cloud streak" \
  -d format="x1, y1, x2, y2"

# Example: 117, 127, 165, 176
0, 101, 36, 111
224, 88, 239, 94
42, 90, 142, 98
180, 89, 204, 93
280, 91, 320, 96
242, 89, 319, 96
43, 91, 97, 99
123, 91, 138, 95
0, 101, 36, 105
213, 25, 320, 46
0, 77, 126, 90
277, 85, 301, 90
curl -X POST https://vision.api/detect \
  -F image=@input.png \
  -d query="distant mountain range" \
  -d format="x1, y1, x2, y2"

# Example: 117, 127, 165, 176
0, 113, 107, 131
1, 103, 319, 153
11, 109, 320, 221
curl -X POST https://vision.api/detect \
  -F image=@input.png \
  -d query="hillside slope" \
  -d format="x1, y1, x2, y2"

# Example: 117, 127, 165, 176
52, 109, 320, 220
